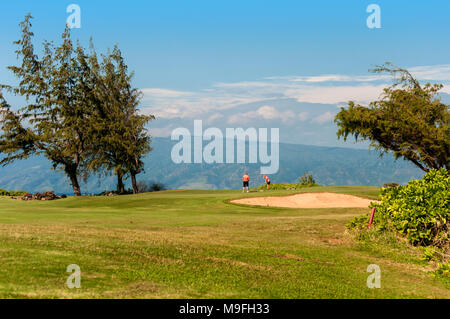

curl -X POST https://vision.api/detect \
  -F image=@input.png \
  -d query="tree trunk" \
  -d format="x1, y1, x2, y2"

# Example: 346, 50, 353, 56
409, 158, 429, 173
68, 171, 81, 196
131, 172, 138, 194
117, 170, 125, 194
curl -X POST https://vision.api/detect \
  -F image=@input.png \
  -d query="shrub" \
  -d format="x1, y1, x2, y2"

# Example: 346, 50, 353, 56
148, 182, 166, 192
298, 172, 317, 187
0, 189, 27, 196
255, 183, 318, 191
136, 181, 166, 193
383, 182, 400, 188
136, 181, 149, 193
433, 262, 450, 278
348, 168, 449, 248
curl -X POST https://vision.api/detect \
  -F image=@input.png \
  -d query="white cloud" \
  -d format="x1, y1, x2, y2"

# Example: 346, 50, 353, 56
440, 86, 450, 94
140, 86, 264, 120
139, 64, 450, 120
284, 84, 387, 104
206, 113, 223, 124
149, 125, 177, 137
227, 106, 298, 125
409, 64, 450, 82
312, 111, 335, 124
140, 88, 192, 97
292, 74, 385, 83
268, 64, 450, 84
298, 112, 309, 121
257, 106, 279, 120
265, 74, 389, 83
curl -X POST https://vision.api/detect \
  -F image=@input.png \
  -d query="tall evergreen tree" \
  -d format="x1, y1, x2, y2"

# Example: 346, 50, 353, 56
1, 15, 154, 195
0, 15, 96, 196
87, 46, 154, 194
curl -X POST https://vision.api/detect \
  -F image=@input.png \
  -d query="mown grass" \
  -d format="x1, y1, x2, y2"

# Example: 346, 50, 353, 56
0, 186, 448, 298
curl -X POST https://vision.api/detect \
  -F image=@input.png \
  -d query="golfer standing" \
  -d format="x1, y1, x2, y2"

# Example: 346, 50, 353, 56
263, 175, 271, 190
242, 172, 250, 193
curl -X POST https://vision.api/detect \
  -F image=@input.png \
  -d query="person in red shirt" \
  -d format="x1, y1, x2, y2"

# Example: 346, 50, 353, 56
242, 172, 250, 193
263, 175, 271, 190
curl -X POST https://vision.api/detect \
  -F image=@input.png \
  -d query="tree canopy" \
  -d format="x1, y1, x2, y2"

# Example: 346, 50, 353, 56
0, 14, 154, 195
87, 46, 154, 194
335, 63, 449, 172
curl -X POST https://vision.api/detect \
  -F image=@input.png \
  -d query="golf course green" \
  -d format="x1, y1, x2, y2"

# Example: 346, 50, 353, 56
0, 186, 448, 298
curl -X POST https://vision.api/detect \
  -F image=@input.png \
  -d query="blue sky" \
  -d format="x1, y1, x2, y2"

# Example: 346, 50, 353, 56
1, 0, 450, 147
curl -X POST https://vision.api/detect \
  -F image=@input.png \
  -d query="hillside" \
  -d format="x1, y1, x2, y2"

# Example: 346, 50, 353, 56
0, 137, 423, 194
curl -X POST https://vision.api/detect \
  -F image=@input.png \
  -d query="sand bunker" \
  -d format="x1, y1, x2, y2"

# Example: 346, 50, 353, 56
231, 192, 377, 209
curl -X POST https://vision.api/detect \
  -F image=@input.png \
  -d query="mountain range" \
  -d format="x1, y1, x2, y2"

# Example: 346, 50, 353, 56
0, 137, 424, 194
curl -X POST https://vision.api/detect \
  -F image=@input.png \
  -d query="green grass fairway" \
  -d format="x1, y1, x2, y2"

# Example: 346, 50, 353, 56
0, 186, 448, 298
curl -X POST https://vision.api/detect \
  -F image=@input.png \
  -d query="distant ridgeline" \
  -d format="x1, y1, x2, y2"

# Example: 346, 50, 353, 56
0, 137, 423, 195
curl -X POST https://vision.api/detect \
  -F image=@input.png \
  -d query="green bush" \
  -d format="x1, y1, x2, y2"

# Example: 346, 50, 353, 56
348, 168, 449, 248
433, 262, 450, 278
254, 183, 318, 191
136, 180, 167, 193
383, 182, 400, 188
299, 172, 317, 186
0, 189, 27, 196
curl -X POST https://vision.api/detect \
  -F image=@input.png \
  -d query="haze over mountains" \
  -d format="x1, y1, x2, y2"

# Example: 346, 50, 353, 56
1, 67, 447, 194
141, 75, 450, 147
0, 137, 423, 195
2, 89, 445, 195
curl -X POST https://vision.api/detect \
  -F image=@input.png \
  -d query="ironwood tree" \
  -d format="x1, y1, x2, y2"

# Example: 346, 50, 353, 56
86, 46, 154, 194
0, 15, 154, 195
335, 63, 449, 172
0, 15, 95, 196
